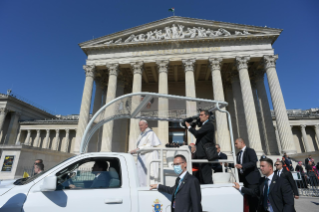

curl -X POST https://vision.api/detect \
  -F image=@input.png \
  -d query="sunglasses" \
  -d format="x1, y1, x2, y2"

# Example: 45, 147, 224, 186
275, 164, 281, 166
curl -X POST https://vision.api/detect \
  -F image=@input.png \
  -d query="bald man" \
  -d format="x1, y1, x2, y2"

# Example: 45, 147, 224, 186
232, 138, 260, 212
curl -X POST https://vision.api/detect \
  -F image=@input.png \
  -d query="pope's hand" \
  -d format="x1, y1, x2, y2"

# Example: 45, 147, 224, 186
129, 148, 139, 154
185, 122, 190, 128
150, 184, 158, 190
233, 182, 240, 190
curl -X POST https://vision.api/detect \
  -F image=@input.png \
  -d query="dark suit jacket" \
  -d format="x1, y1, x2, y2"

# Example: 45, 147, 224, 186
305, 158, 311, 166
212, 152, 227, 172
241, 174, 295, 212
230, 147, 260, 185
189, 121, 215, 159
275, 169, 299, 196
158, 172, 202, 212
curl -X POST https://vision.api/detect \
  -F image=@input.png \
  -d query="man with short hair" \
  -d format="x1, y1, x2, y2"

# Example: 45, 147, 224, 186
274, 161, 299, 199
305, 155, 312, 166
186, 110, 215, 184
130, 119, 161, 186
69, 160, 110, 189
211, 144, 228, 173
34, 163, 44, 175
150, 155, 202, 212
234, 158, 295, 212
283, 153, 293, 171
231, 138, 260, 212
34, 159, 43, 165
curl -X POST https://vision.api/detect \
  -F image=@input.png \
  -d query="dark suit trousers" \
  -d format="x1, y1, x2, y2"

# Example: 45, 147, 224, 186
245, 183, 259, 212
198, 163, 213, 184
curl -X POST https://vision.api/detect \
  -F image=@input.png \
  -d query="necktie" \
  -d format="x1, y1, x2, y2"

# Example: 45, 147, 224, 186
237, 150, 243, 164
263, 178, 269, 211
174, 177, 181, 198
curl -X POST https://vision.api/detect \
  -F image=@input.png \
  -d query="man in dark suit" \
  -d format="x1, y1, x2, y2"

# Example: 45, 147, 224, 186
212, 144, 228, 173
274, 160, 299, 199
305, 155, 312, 166
150, 154, 202, 212
231, 138, 261, 212
234, 158, 295, 212
185, 110, 215, 184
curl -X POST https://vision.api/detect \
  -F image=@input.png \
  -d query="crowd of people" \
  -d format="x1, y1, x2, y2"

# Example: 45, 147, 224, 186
129, 110, 318, 212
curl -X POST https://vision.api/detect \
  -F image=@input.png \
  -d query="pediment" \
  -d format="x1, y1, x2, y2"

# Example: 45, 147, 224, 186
80, 16, 282, 49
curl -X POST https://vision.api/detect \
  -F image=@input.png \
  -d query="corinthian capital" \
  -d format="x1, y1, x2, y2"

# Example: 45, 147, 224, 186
263, 55, 278, 70
209, 58, 223, 71
156, 60, 169, 73
182, 59, 196, 73
83, 65, 95, 78
0, 108, 8, 115
235, 56, 250, 70
300, 124, 307, 129
130, 61, 144, 75
106, 63, 119, 76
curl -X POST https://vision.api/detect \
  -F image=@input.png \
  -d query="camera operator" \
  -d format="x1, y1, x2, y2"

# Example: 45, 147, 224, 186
185, 110, 215, 184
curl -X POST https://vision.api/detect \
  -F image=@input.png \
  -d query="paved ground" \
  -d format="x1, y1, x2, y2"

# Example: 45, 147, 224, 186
295, 197, 319, 211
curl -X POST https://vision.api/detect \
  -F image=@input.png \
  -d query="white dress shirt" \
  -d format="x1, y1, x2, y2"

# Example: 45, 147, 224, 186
239, 146, 246, 173
264, 172, 274, 212
277, 168, 283, 177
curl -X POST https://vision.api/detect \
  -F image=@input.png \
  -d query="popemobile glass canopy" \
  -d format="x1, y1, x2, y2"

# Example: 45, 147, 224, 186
80, 92, 229, 154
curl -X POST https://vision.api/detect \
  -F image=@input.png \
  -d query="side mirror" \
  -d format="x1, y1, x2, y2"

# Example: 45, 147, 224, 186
40, 175, 57, 191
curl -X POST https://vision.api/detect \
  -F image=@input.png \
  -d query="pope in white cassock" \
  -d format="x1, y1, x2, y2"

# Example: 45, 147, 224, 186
130, 120, 161, 187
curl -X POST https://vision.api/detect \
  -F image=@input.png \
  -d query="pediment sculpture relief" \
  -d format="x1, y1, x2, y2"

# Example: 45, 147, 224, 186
101, 24, 252, 45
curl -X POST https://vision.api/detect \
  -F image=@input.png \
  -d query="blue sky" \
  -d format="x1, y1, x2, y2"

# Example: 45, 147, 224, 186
1, 0, 318, 115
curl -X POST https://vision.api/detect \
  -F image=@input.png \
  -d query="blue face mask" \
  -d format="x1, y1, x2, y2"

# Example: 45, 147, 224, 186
174, 165, 183, 175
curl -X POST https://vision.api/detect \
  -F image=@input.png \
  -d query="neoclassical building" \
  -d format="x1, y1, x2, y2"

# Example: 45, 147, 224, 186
1, 17, 319, 175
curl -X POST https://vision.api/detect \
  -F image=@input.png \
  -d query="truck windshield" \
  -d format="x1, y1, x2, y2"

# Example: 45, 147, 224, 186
14, 156, 75, 185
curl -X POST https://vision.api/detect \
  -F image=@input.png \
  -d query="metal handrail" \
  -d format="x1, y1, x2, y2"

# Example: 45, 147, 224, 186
80, 92, 228, 153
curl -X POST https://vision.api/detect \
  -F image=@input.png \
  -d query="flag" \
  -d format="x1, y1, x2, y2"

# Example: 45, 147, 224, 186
23, 171, 30, 178
168, 8, 175, 12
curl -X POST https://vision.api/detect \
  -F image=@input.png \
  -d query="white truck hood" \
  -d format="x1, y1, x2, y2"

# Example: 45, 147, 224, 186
0, 180, 16, 196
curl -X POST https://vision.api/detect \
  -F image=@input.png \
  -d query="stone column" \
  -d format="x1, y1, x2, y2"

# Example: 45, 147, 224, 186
15, 130, 21, 144
101, 63, 119, 152
263, 55, 296, 154
209, 58, 231, 153
0, 108, 8, 132
52, 129, 60, 151
182, 59, 197, 144
43, 129, 50, 149
128, 62, 144, 151
230, 72, 249, 142
224, 83, 238, 139
235, 57, 263, 154
25, 130, 31, 145
251, 81, 268, 154
314, 124, 319, 148
33, 130, 40, 147
88, 80, 103, 152
301, 125, 311, 152
63, 129, 70, 152
274, 125, 282, 153
74, 65, 95, 154
255, 70, 279, 155
4, 111, 21, 145
157, 60, 169, 147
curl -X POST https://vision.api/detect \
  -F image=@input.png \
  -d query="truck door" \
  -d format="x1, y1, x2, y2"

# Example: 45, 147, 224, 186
23, 156, 131, 212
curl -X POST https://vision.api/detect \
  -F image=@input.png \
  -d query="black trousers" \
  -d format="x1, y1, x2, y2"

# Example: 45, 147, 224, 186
194, 163, 213, 184
245, 183, 259, 212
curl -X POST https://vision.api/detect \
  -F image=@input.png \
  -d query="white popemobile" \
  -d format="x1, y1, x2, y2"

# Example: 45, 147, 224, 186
0, 93, 243, 212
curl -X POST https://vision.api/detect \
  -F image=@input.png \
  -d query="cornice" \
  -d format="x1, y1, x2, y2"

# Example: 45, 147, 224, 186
79, 16, 282, 48
81, 33, 279, 53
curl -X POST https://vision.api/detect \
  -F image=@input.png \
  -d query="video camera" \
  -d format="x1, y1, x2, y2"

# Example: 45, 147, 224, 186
180, 110, 215, 128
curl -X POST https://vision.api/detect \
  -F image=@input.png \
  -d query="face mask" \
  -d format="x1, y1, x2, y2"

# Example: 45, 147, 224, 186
174, 165, 183, 175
